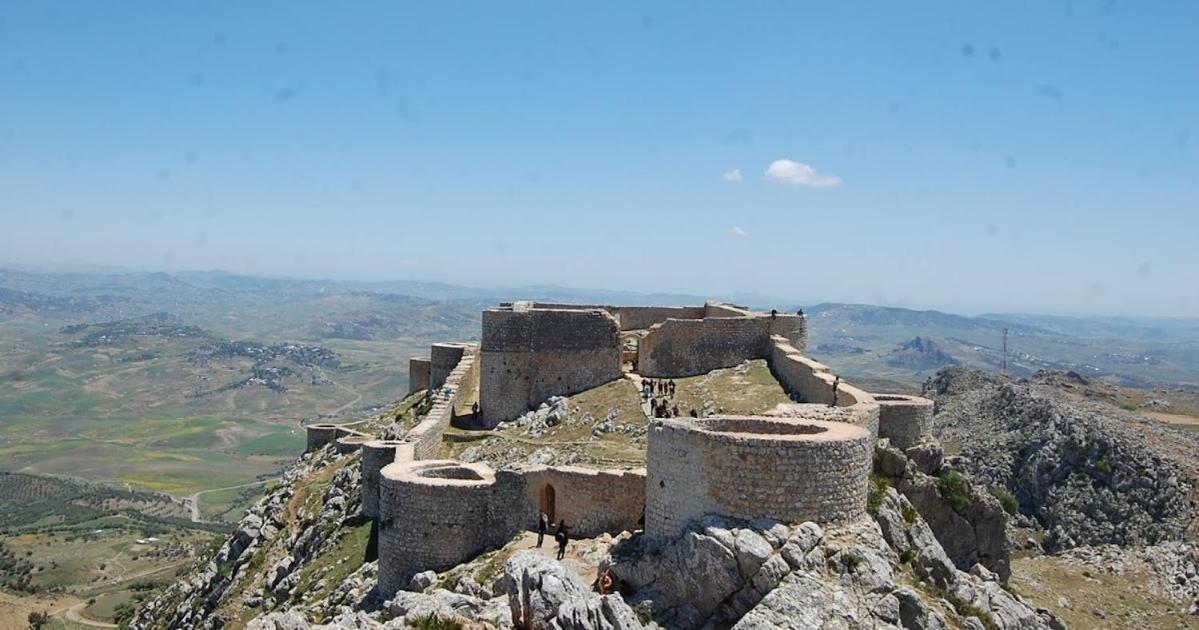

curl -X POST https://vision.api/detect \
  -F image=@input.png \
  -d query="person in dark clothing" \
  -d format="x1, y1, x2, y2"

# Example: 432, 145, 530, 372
537, 511, 549, 547
471, 401, 480, 423
771, 309, 778, 319
671, 404, 679, 417
689, 408, 698, 418
555, 520, 569, 560
669, 380, 676, 396
830, 376, 840, 407
797, 309, 804, 316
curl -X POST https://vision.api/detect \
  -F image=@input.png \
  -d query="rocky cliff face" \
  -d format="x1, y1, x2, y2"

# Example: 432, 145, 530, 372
926, 368, 1196, 551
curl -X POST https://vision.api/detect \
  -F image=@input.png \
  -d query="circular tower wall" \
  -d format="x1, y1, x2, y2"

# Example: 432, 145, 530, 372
305, 424, 340, 452
645, 416, 872, 539
874, 394, 934, 449
360, 440, 408, 519
377, 460, 500, 595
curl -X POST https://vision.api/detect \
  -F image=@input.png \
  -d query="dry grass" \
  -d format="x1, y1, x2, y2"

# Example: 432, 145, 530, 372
1009, 555, 1193, 628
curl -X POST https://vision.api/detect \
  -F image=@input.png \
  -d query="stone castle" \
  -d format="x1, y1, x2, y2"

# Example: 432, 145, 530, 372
305, 301, 935, 594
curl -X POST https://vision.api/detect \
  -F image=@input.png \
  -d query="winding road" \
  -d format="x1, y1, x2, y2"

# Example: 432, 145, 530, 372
182, 478, 275, 523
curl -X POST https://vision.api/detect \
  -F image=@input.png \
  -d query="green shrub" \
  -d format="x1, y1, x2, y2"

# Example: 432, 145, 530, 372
990, 487, 1019, 516
1095, 456, 1115, 475
936, 471, 973, 512
867, 474, 891, 515
901, 503, 919, 525
407, 613, 464, 630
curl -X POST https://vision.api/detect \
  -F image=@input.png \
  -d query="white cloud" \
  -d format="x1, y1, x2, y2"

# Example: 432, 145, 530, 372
763, 159, 841, 188
731, 226, 748, 237
722, 168, 743, 182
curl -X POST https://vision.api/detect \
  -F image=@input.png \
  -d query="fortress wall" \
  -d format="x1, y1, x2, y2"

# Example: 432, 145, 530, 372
305, 424, 340, 452
497, 303, 706, 331
334, 435, 371, 454
703, 302, 751, 318
639, 314, 799, 377
519, 466, 646, 538
874, 394, 935, 448
378, 461, 519, 593
408, 357, 431, 395
361, 440, 410, 519
430, 343, 468, 390
768, 337, 879, 438
612, 306, 706, 331
645, 417, 873, 539
479, 308, 622, 425
407, 347, 478, 459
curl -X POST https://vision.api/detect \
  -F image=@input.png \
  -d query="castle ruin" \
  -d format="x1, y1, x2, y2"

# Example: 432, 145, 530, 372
305, 301, 935, 594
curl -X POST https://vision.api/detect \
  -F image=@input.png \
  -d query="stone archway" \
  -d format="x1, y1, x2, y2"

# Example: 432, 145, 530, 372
540, 484, 556, 523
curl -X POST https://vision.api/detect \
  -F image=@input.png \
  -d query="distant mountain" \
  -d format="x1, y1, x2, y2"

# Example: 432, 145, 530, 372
885, 336, 959, 370
981, 312, 1199, 344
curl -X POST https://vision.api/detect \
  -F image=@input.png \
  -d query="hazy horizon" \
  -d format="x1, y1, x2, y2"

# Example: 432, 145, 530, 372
3, 2, 1197, 317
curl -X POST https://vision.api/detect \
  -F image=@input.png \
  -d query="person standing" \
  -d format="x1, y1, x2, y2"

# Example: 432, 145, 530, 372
555, 520, 569, 560
537, 511, 549, 547
830, 376, 840, 407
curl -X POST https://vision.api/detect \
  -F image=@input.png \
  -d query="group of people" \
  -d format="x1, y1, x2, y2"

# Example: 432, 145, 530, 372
536, 511, 571, 560
642, 377, 698, 419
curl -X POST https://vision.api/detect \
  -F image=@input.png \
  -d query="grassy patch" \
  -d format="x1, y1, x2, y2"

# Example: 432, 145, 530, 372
990, 487, 1019, 516
290, 520, 372, 613
935, 470, 973, 512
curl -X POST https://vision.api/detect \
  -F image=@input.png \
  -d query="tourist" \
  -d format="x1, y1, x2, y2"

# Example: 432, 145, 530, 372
671, 404, 679, 417
771, 308, 778, 319
797, 309, 804, 317
830, 376, 840, 407
537, 511, 549, 547
555, 520, 569, 560
689, 408, 698, 418
471, 401, 479, 422
669, 380, 676, 396
598, 569, 615, 595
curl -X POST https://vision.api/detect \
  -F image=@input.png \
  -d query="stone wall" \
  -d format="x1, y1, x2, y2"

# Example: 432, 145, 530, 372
479, 307, 622, 425
638, 314, 804, 377
305, 424, 340, 452
874, 394, 935, 449
360, 440, 413, 519
430, 343, 468, 390
518, 466, 645, 537
408, 357, 431, 395
334, 435, 371, 454
377, 458, 645, 594
378, 461, 514, 593
644, 416, 872, 539
767, 337, 879, 438
407, 346, 478, 459
703, 302, 751, 318
498, 302, 706, 331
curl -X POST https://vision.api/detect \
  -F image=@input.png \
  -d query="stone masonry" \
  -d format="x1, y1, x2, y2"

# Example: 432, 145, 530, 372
874, 394, 935, 449
353, 301, 921, 595
644, 417, 873, 540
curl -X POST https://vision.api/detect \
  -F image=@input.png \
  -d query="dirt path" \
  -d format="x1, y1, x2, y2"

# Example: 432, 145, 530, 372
1140, 410, 1199, 426
183, 478, 275, 523
60, 601, 117, 628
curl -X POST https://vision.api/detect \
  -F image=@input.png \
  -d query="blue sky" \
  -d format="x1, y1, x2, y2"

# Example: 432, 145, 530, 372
1, 2, 1196, 315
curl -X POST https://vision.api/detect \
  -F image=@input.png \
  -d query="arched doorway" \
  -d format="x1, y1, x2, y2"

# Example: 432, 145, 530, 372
540, 484, 556, 523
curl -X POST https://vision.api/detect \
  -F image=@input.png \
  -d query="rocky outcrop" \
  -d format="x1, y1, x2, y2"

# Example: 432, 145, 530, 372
926, 368, 1195, 551
500, 551, 642, 630
130, 446, 363, 630
607, 509, 1057, 630
875, 441, 1012, 580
